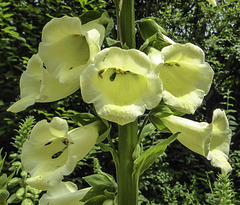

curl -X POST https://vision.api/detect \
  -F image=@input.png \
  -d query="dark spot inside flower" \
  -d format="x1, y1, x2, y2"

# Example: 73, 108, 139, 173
42, 63, 46, 69
109, 72, 117, 81
69, 67, 73, 70
98, 69, 105, 79
44, 141, 52, 146
52, 146, 67, 159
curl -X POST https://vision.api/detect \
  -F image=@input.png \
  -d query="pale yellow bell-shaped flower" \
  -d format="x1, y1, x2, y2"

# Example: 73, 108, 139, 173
21, 117, 100, 190
160, 109, 232, 175
207, 0, 217, 7
80, 47, 163, 125
207, 109, 232, 176
154, 43, 214, 114
7, 16, 105, 113
39, 181, 90, 205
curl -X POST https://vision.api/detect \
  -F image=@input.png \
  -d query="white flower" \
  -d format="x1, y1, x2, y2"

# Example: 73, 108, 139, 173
21, 117, 100, 190
7, 16, 105, 113
154, 43, 214, 114
207, 109, 232, 176
160, 109, 232, 175
39, 181, 90, 205
80, 47, 163, 125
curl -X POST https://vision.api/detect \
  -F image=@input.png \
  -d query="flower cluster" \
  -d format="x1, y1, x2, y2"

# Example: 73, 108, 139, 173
8, 12, 232, 204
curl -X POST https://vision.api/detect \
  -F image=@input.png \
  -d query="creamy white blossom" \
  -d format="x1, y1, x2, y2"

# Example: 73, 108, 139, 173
21, 117, 100, 190
154, 43, 214, 114
80, 47, 163, 125
160, 109, 232, 175
8, 16, 105, 113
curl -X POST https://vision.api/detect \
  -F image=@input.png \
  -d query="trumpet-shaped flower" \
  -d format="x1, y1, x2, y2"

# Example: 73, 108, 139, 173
39, 181, 90, 205
80, 47, 163, 125
160, 109, 232, 175
207, 109, 232, 175
7, 16, 105, 113
21, 117, 100, 190
154, 43, 214, 114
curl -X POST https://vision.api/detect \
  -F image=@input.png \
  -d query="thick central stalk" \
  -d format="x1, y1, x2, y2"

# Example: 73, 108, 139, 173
118, 120, 138, 205
117, 0, 135, 48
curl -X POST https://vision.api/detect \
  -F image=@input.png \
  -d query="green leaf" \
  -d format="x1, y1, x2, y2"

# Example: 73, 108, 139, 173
81, 184, 115, 203
83, 174, 113, 187
136, 17, 167, 41
84, 195, 107, 205
138, 123, 156, 142
80, 10, 102, 24
133, 133, 178, 177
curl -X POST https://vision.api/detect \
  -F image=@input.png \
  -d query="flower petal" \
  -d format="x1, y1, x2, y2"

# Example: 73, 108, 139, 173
161, 115, 212, 156
207, 109, 232, 175
155, 43, 214, 114
39, 181, 90, 205
7, 54, 42, 112
80, 47, 163, 125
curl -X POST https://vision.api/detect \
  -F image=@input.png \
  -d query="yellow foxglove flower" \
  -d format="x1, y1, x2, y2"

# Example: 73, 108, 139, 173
39, 181, 90, 205
80, 47, 163, 125
207, 0, 217, 7
7, 16, 105, 113
21, 117, 100, 190
155, 43, 214, 114
7, 54, 81, 112
207, 109, 232, 175
160, 109, 232, 175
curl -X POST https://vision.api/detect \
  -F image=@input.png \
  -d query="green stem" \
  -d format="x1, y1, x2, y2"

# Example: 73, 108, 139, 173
117, 120, 139, 205
116, 0, 136, 48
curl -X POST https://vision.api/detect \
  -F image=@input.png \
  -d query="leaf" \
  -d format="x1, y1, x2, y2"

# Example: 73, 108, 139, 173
138, 123, 156, 142
133, 133, 179, 177
83, 174, 113, 187
81, 184, 115, 203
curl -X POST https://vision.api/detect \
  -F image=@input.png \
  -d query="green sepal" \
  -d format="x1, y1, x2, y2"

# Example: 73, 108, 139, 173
133, 133, 179, 177
140, 32, 171, 53
149, 115, 170, 133
96, 119, 111, 143
136, 17, 167, 41
105, 37, 121, 47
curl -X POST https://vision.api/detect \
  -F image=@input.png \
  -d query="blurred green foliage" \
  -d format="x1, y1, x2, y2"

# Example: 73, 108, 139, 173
0, 0, 239, 204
